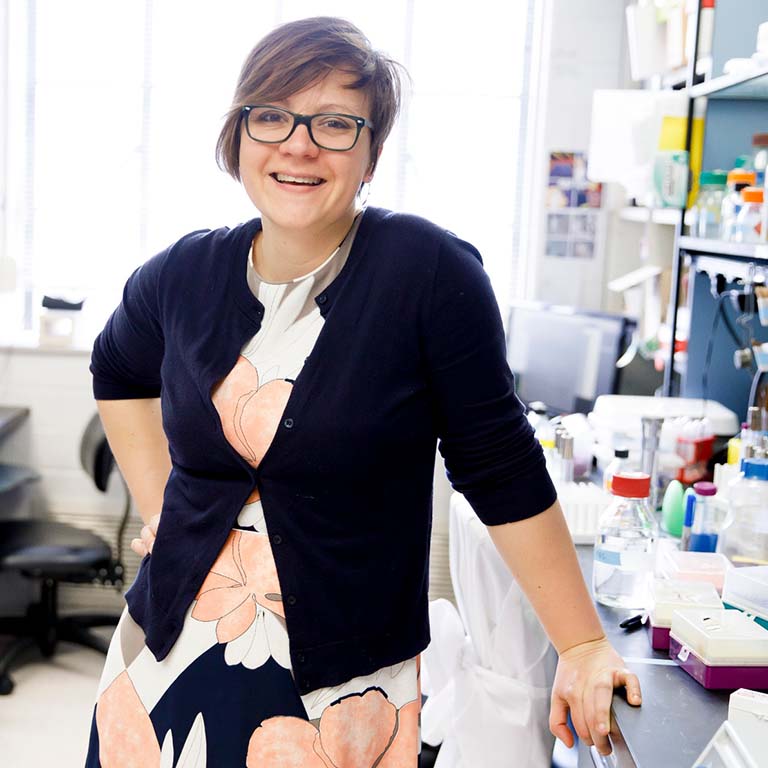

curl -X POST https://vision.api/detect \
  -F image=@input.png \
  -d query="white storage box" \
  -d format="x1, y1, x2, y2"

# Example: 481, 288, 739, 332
692, 720, 758, 768
728, 689, 768, 768
646, 578, 722, 650
589, 395, 739, 439
723, 567, 768, 631
669, 609, 768, 690
659, 550, 733, 593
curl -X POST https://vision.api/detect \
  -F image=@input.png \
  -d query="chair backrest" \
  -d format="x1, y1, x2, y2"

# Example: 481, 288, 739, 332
80, 413, 115, 492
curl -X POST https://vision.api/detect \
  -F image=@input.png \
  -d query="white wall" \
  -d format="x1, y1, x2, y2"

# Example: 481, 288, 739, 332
0, 345, 141, 613
523, 0, 630, 310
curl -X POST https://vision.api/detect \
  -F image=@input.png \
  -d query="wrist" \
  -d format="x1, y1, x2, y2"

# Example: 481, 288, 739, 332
558, 634, 608, 657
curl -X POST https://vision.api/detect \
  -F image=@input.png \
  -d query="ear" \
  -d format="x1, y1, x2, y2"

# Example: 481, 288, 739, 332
364, 146, 384, 183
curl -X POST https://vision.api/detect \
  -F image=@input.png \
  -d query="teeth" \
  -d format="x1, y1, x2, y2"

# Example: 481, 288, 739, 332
274, 173, 323, 185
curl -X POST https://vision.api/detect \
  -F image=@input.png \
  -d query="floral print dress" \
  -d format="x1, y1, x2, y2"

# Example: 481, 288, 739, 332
84, 216, 421, 767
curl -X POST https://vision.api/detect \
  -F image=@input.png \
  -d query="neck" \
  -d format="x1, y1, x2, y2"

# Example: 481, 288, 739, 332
255, 210, 359, 283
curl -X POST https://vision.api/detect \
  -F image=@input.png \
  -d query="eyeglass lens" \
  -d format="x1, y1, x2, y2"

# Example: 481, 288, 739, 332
246, 107, 360, 151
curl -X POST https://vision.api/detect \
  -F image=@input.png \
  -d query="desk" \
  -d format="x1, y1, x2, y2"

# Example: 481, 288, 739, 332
575, 545, 730, 767
0, 406, 29, 443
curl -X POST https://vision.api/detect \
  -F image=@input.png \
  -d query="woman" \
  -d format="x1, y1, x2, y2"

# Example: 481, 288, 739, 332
85, 16, 640, 767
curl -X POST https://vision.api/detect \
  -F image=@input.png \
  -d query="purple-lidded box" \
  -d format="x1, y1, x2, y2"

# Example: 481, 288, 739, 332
669, 609, 768, 690
646, 578, 722, 650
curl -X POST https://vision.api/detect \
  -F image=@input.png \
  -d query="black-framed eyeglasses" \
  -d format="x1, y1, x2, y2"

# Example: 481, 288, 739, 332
241, 105, 374, 152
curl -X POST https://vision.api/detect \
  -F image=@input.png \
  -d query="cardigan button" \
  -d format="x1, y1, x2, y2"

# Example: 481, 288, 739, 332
283, 418, 294, 429
286, 594, 297, 606
272, 534, 283, 545
317, 293, 328, 305
301, 679, 310, 689
297, 653, 306, 664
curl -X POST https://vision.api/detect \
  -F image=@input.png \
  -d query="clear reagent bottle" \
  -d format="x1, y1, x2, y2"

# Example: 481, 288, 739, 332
593, 472, 658, 609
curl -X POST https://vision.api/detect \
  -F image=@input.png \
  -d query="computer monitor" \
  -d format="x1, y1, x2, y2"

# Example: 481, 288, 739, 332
505, 302, 636, 415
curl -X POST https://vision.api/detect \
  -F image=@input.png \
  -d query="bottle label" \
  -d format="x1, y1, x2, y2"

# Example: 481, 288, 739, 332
594, 547, 653, 570
595, 547, 621, 566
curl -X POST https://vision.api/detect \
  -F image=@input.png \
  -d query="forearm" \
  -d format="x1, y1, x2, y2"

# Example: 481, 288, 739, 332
486, 499, 605, 654
96, 398, 171, 525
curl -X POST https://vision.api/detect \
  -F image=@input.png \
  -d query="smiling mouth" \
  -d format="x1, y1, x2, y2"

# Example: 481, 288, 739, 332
271, 173, 325, 187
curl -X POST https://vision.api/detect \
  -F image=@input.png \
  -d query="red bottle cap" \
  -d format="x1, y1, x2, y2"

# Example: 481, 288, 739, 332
611, 472, 651, 498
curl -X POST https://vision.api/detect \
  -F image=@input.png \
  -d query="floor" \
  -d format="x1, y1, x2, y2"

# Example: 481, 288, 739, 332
0, 635, 579, 768
0, 638, 105, 767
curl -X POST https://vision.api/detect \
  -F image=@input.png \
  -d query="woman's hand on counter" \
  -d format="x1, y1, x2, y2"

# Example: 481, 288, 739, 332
131, 513, 161, 557
549, 636, 642, 756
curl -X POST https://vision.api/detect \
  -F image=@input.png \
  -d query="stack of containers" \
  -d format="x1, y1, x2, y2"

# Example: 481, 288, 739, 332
645, 577, 722, 650
669, 608, 768, 690
658, 549, 733, 593
722, 566, 768, 631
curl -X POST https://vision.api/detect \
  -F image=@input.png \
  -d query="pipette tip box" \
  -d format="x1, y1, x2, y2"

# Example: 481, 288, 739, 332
646, 578, 722, 650
669, 609, 768, 690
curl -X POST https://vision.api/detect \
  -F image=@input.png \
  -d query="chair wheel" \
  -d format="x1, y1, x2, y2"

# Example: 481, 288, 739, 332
0, 674, 15, 696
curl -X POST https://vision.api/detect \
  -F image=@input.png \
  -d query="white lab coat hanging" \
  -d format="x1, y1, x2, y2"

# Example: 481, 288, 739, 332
422, 493, 558, 768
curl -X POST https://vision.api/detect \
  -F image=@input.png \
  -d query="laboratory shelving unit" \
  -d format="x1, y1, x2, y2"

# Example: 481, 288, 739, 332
663, 0, 768, 420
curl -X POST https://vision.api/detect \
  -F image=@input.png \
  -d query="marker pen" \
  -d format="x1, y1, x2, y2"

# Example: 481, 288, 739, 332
681, 492, 696, 551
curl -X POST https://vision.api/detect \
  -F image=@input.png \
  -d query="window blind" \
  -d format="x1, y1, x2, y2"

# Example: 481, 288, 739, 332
2, 0, 536, 338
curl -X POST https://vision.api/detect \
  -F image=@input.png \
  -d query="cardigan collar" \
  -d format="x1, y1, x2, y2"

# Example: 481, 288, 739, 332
232, 206, 389, 322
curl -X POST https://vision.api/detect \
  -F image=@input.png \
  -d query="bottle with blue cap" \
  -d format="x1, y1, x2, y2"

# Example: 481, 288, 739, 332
718, 458, 768, 567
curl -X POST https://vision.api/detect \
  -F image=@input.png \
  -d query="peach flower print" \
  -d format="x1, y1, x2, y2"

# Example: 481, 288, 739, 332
246, 688, 420, 768
96, 671, 162, 768
192, 529, 289, 668
211, 355, 292, 466
96, 673, 207, 768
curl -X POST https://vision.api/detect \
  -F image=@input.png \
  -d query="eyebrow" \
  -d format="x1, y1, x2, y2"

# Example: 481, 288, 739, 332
274, 101, 363, 115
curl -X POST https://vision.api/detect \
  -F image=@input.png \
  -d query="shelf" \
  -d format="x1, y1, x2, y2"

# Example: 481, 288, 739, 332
688, 64, 768, 100
619, 207, 681, 225
660, 56, 712, 90
678, 236, 768, 260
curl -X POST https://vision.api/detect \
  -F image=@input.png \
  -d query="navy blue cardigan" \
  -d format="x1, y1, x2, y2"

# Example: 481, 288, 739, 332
91, 206, 557, 694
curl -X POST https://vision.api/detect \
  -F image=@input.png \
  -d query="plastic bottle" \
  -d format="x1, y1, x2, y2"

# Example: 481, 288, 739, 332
688, 481, 719, 552
718, 458, 768, 567
603, 447, 630, 493
733, 187, 764, 244
747, 133, 768, 186
686, 0, 715, 61
690, 170, 727, 238
721, 170, 757, 241
560, 434, 575, 484
526, 401, 548, 433
593, 472, 659, 609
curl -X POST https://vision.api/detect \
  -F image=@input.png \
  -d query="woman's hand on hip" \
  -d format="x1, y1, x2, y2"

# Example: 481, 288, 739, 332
131, 513, 161, 557
549, 636, 642, 756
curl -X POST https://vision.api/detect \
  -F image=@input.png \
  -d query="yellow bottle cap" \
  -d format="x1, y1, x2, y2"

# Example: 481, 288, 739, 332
727, 437, 741, 465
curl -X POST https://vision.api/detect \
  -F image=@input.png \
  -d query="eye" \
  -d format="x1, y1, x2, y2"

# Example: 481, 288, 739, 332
316, 115, 355, 131
253, 109, 290, 125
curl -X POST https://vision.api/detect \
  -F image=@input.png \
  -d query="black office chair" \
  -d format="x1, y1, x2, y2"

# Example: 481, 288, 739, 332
0, 413, 128, 695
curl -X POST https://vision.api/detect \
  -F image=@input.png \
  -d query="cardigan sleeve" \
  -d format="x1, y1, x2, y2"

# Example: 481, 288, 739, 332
90, 249, 168, 400
423, 231, 557, 526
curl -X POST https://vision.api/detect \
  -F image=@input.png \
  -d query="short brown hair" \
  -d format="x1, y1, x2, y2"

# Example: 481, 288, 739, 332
216, 17, 406, 181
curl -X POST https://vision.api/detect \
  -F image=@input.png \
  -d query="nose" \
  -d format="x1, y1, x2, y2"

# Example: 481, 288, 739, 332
279, 122, 319, 158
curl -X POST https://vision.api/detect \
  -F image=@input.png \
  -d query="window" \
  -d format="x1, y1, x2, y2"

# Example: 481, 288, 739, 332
0, 0, 536, 343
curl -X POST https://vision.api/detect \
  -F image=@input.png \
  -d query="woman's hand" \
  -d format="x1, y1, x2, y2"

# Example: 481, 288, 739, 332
131, 513, 161, 557
549, 636, 642, 756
